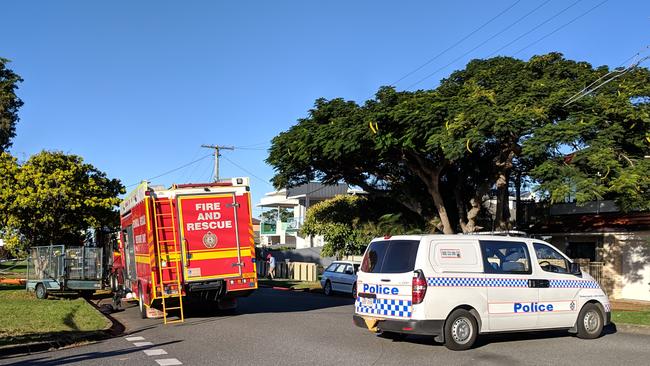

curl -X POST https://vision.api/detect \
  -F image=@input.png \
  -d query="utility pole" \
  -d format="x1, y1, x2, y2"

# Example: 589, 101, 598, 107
201, 144, 234, 182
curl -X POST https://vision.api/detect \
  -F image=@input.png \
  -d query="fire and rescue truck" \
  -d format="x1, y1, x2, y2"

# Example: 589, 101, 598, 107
113, 177, 258, 324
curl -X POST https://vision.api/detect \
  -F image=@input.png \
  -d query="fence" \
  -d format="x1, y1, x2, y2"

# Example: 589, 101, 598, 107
257, 260, 318, 282
576, 259, 604, 287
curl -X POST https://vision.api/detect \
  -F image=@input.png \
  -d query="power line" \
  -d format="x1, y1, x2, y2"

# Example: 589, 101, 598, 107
125, 153, 213, 188
233, 146, 269, 151
564, 55, 650, 106
405, 0, 553, 90
486, 0, 583, 58
389, 0, 522, 87
221, 155, 275, 188
512, 0, 609, 56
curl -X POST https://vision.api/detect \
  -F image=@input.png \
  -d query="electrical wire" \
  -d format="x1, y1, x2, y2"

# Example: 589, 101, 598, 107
176, 146, 202, 183
512, 0, 609, 56
125, 153, 213, 188
405, 0, 553, 90
486, 0, 583, 58
221, 155, 275, 188
389, 0, 522, 87
564, 55, 650, 106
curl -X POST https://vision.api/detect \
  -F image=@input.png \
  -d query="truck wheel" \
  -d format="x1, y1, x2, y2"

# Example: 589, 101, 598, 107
138, 284, 147, 319
324, 280, 332, 296
110, 274, 118, 292
444, 309, 478, 351
576, 303, 603, 339
35, 283, 48, 300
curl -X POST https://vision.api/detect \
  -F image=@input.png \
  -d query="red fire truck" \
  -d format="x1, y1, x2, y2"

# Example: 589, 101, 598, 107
114, 177, 258, 324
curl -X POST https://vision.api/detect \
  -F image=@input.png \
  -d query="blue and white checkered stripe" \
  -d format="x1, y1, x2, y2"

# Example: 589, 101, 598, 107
355, 298, 412, 318
549, 279, 600, 289
427, 277, 528, 288
427, 277, 599, 289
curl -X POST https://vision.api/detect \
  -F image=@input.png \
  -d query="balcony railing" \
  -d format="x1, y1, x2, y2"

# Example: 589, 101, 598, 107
260, 217, 303, 235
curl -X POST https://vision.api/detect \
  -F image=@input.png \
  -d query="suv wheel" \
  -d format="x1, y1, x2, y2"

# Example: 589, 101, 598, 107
323, 280, 332, 296
576, 303, 603, 339
444, 309, 478, 351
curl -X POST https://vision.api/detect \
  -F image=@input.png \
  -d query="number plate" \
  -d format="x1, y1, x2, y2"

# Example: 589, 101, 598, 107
361, 297, 374, 307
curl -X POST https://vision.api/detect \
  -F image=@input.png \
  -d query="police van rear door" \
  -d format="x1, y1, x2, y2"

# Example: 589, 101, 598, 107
356, 239, 420, 319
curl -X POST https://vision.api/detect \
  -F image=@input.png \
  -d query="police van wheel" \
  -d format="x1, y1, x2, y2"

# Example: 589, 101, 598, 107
35, 283, 48, 300
324, 281, 332, 296
576, 303, 603, 339
444, 309, 478, 351
138, 284, 147, 319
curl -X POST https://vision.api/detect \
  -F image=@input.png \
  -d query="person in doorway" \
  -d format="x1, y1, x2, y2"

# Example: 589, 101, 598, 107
266, 253, 276, 280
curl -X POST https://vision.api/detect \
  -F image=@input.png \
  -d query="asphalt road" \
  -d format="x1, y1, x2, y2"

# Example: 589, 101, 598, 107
2, 288, 649, 366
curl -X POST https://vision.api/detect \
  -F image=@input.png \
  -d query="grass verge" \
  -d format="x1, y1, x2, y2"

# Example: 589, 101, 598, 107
0, 284, 109, 347
612, 310, 650, 326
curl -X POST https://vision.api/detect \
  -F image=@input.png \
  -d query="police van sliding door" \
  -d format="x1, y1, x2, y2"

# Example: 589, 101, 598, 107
177, 193, 243, 281
481, 240, 538, 331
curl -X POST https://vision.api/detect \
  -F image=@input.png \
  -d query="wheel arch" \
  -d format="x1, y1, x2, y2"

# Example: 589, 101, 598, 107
569, 299, 606, 333
436, 304, 483, 343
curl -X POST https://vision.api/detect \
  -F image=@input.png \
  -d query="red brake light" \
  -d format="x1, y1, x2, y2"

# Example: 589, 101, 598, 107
412, 270, 427, 304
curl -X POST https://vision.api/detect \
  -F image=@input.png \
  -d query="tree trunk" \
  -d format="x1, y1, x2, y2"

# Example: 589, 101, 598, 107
514, 171, 521, 228
494, 149, 516, 230
429, 176, 454, 234
405, 153, 454, 234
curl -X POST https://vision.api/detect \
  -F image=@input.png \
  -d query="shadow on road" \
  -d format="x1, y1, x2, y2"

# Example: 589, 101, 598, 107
386, 323, 618, 349
174, 288, 355, 323
2, 340, 183, 366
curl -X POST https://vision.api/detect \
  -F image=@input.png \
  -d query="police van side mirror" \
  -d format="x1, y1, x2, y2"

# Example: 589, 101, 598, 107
569, 262, 582, 276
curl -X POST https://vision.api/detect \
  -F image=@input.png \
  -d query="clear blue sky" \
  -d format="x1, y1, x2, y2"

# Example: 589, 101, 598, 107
3, 0, 649, 217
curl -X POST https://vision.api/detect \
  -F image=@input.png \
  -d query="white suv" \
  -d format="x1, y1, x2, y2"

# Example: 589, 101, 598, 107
353, 235, 610, 350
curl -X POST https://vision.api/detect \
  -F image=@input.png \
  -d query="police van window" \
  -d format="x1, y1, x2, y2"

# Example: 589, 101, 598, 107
480, 240, 531, 275
534, 243, 569, 273
360, 240, 419, 273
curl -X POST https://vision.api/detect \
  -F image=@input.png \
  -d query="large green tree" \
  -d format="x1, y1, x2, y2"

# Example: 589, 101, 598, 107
268, 53, 650, 234
0, 151, 124, 255
0, 58, 23, 152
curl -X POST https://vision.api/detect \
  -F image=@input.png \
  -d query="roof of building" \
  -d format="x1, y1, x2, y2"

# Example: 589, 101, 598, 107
528, 212, 650, 234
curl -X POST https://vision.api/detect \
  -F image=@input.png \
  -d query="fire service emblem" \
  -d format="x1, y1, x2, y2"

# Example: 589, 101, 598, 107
202, 231, 218, 249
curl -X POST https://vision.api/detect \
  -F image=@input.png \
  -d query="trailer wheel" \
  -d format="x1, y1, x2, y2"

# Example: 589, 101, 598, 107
35, 283, 48, 300
138, 284, 147, 319
110, 274, 118, 292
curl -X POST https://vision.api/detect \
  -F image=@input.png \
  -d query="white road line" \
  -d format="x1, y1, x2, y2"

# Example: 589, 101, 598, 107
144, 349, 168, 356
155, 358, 183, 366
133, 341, 154, 347
125, 336, 145, 341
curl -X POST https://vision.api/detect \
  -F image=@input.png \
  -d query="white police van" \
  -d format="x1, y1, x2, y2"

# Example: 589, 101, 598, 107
353, 235, 611, 350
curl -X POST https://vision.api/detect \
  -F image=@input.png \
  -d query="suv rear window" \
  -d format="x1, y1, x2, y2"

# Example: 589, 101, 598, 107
361, 240, 420, 273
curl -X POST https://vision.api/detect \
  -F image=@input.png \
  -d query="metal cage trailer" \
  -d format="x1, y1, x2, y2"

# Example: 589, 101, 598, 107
115, 177, 258, 324
26, 245, 104, 299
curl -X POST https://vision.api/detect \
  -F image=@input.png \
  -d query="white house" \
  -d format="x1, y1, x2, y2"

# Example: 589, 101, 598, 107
257, 182, 363, 249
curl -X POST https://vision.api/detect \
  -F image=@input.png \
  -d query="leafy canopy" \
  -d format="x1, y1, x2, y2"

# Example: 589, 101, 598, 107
0, 58, 23, 152
0, 151, 124, 255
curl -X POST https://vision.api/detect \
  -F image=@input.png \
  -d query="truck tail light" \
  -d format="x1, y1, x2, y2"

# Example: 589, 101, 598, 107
412, 269, 427, 304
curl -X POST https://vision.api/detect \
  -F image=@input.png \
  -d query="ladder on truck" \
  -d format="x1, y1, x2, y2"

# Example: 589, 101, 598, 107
152, 197, 185, 324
